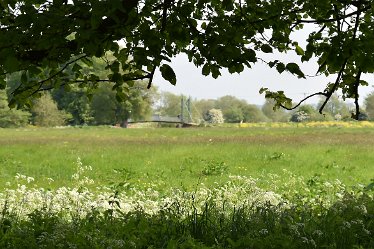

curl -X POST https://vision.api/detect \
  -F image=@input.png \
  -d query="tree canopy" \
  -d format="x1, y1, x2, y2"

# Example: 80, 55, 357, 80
1, 0, 373, 119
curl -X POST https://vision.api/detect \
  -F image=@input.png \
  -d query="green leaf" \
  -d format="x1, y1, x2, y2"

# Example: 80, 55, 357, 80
228, 65, 236, 74
276, 63, 285, 74
360, 80, 368, 86
261, 44, 273, 53
202, 64, 210, 76
295, 45, 304, 56
160, 64, 177, 85
235, 64, 244, 73
111, 61, 120, 73
72, 63, 82, 72
8, 98, 16, 109
0, 76, 6, 90
259, 87, 269, 94
211, 66, 221, 78
110, 73, 123, 83
116, 91, 127, 102
268, 60, 278, 68
81, 58, 93, 67
286, 63, 305, 78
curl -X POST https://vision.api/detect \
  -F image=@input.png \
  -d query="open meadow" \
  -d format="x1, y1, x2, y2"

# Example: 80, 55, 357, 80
0, 125, 373, 189
0, 125, 373, 248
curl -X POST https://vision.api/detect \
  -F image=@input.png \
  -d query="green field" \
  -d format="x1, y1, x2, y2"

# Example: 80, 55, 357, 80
0, 126, 373, 190
1, 126, 373, 248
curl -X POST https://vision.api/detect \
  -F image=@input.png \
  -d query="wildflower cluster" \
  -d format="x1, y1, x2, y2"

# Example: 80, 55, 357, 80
239, 121, 374, 128
0, 160, 372, 248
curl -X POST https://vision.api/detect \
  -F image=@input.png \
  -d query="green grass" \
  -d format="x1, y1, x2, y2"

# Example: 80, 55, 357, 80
0, 126, 373, 190
1, 126, 373, 248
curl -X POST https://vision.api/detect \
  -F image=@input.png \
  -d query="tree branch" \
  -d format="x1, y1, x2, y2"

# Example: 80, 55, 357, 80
318, 58, 348, 114
147, 0, 172, 89
279, 92, 327, 110
30, 54, 88, 95
353, 69, 362, 120
147, 66, 156, 89
296, 4, 370, 24
35, 73, 155, 93
319, 2, 362, 115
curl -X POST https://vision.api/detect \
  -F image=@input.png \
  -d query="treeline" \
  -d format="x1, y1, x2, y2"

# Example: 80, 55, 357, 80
1, 82, 374, 128
0, 80, 157, 127
0, 55, 158, 128
155, 93, 288, 123
156, 92, 374, 124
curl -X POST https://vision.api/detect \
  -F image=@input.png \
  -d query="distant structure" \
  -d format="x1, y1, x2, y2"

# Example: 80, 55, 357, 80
128, 95, 197, 127
180, 96, 193, 124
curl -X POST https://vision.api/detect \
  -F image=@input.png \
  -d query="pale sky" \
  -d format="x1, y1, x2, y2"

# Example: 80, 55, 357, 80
153, 53, 374, 106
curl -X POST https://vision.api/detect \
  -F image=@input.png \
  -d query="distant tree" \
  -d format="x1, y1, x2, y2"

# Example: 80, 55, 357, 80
31, 93, 68, 127
205, 109, 224, 124
364, 92, 374, 120
215, 95, 267, 123
90, 85, 117, 125
241, 104, 269, 123
357, 112, 369, 121
193, 99, 216, 122
91, 82, 156, 125
290, 111, 310, 123
156, 92, 181, 117
52, 87, 93, 125
317, 94, 350, 119
223, 106, 244, 123
0, 90, 30, 128
215, 96, 243, 111
291, 104, 332, 122
125, 83, 158, 122
262, 99, 290, 122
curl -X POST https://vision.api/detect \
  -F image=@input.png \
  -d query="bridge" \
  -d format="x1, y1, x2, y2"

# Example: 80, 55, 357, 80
128, 115, 198, 127
127, 96, 198, 127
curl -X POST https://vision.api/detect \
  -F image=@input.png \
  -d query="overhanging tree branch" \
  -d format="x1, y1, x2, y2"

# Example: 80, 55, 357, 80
30, 54, 88, 96
353, 69, 362, 119
296, 4, 370, 24
319, 2, 362, 117
146, 0, 172, 89
11, 54, 88, 97
279, 92, 328, 110
318, 58, 348, 114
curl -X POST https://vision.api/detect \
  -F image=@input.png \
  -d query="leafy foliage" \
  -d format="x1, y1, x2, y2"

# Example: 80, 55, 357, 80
0, 0, 373, 118
31, 93, 68, 127
91, 81, 156, 125
52, 87, 93, 125
262, 99, 290, 122
0, 90, 30, 127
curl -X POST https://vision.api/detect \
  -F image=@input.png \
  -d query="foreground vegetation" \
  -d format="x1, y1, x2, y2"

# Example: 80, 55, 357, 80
0, 126, 373, 248
0, 162, 373, 248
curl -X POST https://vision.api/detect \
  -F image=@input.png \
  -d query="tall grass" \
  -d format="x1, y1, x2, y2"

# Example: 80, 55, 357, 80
0, 126, 373, 189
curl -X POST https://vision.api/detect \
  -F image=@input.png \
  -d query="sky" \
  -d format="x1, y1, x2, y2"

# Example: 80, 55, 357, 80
152, 53, 374, 107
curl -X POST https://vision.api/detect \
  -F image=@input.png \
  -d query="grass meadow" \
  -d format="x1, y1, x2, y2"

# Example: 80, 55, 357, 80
0, 125, 373, 248
0, 126, 373, 189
